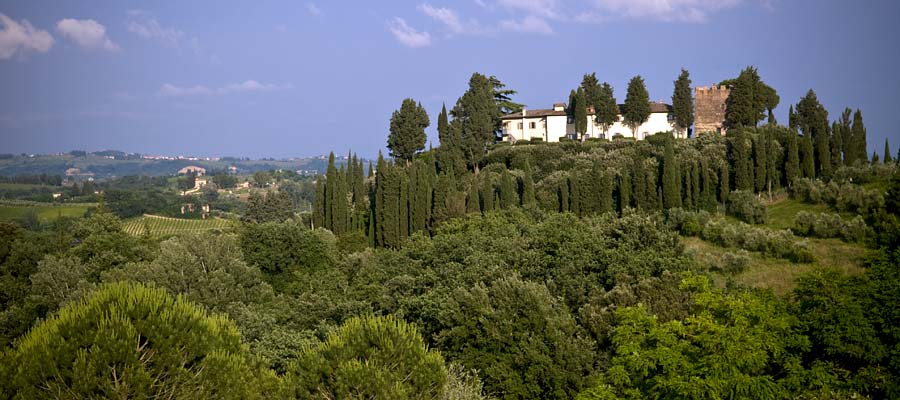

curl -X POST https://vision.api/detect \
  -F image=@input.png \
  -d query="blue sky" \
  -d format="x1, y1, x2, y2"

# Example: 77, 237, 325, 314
1, 0, 898, 159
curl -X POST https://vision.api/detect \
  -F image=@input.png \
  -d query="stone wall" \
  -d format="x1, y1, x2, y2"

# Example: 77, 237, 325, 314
694, 85, 729, 135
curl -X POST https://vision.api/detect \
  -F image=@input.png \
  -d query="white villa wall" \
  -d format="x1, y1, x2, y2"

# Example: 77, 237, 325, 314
503, 112, 675, 142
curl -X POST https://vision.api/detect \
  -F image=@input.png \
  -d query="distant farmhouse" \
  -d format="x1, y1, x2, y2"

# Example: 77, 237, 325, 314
500, 85, 729, 142
177, 165, 206, 176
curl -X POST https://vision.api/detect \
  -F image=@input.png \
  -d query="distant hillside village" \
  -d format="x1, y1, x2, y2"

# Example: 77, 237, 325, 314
500, 85, 728, 142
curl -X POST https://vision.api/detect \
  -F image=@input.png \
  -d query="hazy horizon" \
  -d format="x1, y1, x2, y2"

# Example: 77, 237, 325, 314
2, 0, 899, 159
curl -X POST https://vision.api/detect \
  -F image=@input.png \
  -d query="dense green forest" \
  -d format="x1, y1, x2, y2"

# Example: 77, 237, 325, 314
1, 69, 899, 399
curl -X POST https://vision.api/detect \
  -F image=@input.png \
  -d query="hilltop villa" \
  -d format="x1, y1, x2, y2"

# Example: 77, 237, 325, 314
500, 102, 679, 143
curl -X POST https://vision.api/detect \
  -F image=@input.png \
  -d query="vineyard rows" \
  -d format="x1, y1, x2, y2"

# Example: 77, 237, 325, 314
123, 215, 234, 237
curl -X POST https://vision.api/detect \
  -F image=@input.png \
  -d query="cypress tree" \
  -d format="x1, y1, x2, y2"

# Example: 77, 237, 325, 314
815, 123, 832, 179
574, 88, 588, 140
599, 168, 614, 213
788, 105, 797, 131
885, 138, 893, 164
730, 131, 753, 191
718, 162, 730, 204
691, 159, 701, 210
766, 131, 779, 194
838, 108, 853, 165
700, 158, 717, 211
499, 170, 517, 209
466, 181, 480, 214
753, 134, 767, 192
872, 151, 880, 165
558, 179, 569, 212
313, 176, 325, 228
682, 160, 693, 210
632, 159, 647, 209
388, 98, 430, 164
617, 170, 632, 212
672, 68, 694, 138
785, 131, 800, 186
624, 76, 651, 139
480, 177, 495, 212
325, 152, 336, 231
830, 122, 843, 170
723, 66, 778, 128
521, 162, 536, 207
767, 109, 777, 125
850, 109, 867, 165
800, 134, 816, 178
398, 166, 410, 242
662, 137, 681, 209
568, 172, 582, 215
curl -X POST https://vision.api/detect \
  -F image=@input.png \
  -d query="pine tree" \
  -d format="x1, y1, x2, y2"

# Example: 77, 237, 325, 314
850, 109, 868, 165
574, 88, 588, 140
885, 138, 893, 163
723, 66, 779, 128
388, 99, 430, 164
520, 162, 536, 207
662, 137, 681, 208
672, 68, 694, 138
452, 73, 499, 173
581, 73, 602, 111
595, 83, 618, 139
624, 76, 651, 139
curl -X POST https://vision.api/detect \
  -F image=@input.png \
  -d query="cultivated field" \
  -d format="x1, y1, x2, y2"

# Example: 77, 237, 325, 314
0, 201, 94, 222
123, 214, 235, 237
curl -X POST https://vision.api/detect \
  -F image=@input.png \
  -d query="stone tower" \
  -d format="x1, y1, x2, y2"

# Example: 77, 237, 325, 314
694, 85, 730, 135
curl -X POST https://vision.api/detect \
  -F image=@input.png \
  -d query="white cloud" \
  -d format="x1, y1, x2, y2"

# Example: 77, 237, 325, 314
388, 18, 431, 48
157, 80, 292, 97
126, 12, 183, 46
56, 18, 118, 51
583, 0, 742, 23
499, 15, 553, 34
419, 4, 465, 34
0, 13, 54, 59
158, 83, 213, 97
307, 3, 323, 16
496, 0, 561, 19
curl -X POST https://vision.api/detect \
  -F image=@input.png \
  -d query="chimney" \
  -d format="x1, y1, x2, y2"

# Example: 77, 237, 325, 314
522, 106, 527, 117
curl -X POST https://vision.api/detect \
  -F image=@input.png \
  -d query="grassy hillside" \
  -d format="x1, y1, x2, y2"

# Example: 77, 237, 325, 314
685, 197, 871, 295
122, 214, 235, 237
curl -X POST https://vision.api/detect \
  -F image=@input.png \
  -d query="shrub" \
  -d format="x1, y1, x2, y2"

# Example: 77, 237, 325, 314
793, 211, 869, 242
726, 190, 766, 224
720, 250, 751, 274
790, 178, 885, 215
665, 208, 710, 237
701, 219, 813, 263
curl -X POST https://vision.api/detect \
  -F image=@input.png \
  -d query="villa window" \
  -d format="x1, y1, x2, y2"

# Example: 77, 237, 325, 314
529, 122, 536, 129
517, 122, 523, 129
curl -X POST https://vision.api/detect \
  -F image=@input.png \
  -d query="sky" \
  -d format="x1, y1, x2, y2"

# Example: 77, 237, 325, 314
1, 0, 898, 159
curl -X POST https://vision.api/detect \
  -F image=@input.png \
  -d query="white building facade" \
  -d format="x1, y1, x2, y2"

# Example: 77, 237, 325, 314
500, 102, 680, 142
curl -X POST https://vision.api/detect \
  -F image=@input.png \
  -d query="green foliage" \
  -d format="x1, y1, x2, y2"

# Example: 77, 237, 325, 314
389, 98, 431, 163
243, 190, 294, 223
287, 315, 447, 400
792, 211, 868, 242
595, 83, 618, 136
723, 66, 779, 128
574, 87, 588, 139
453, 73, 502, 172
701, 219, 813, 262
579, 275, 807, 400
238, 221, 336, 284
672, 68, 694, 136
726, 189, 767, 224
623, 76, 650, 138
662, 137, 681, 209
436, 276, 595, 400
5, 282, 269, 399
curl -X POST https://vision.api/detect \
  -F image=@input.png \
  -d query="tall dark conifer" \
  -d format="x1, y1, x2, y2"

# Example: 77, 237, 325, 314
850, 109, 868, 165
785, 131, 800, 186
662, 138, 681, 208
672, 68, 694, 138
388, 98, 430, 164
595, 83, 618, 138
521, 162, 536, 207
885, 138, 893, 164
624, 76, 651, 139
